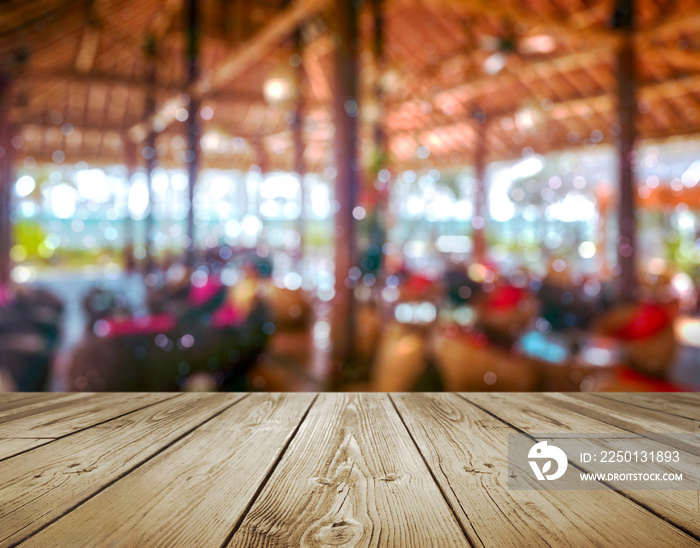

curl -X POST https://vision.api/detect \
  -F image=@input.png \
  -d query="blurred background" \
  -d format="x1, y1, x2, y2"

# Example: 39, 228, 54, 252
0, 0, 698, 393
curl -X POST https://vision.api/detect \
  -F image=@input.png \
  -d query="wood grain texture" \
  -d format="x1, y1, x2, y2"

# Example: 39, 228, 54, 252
538, 393, 700, 456
19, 393, 315, 548
555, 393, 698, 433
0, 393, 696, 547
0, 393, 243, 547
592, 393, 700, 421
0, 393, 70, 414
462, 392, 700, 540
393, 392, 699, 547
0, 393, 91, 425
228, 393, 469, 548
0, 437, 53, 461
0, 392, 174, 438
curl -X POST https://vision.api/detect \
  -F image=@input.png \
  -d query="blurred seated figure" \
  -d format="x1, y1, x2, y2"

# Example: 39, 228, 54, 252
0, 284, 63, 391
592, 301, 678, 377
516, 329, 622, 391
371, 321, 430, 391
538, 269, 609, 332
431, 324, 537, 391
369, 271, 440, 390
444, 267, 481, 306
474, 279, 536, 344
67, 266, 271, 391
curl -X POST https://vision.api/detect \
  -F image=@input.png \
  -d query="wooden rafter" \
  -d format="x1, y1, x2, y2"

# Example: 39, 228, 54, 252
129, 0, 331, 143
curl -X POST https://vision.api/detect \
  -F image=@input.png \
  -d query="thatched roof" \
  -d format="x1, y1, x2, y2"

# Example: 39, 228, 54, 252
2, 0, 700, 173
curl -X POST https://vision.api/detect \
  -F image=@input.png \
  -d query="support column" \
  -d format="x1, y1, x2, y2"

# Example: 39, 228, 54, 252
0, 72, 13, 285
473, 118, 488, 263
613, 0, 638, 301
291, 26, 306, 264
331, 0, 360, 367
143, 37, 157, 274
368, 0, 388, 278
123, 137, 136, 272
254, 139, 268, 247
185, 0, 201, 267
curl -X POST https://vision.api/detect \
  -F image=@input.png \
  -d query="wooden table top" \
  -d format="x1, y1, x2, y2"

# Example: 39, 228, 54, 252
0, 392, 697, 547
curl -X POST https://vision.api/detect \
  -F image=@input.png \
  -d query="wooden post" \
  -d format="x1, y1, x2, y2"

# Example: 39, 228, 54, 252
613, 0, 638, 301
371, 0, 387, 157
368, 0, 388, 279
0, 72, 13, 285
123, 137, 136, 272
185, 0, 201, 267
291, 26, 306, 264
254, 139, 268, 246
331, 0, 360, 366
596, 185, 611, 277
473, 118, 488, 263
143, 37, 157, 274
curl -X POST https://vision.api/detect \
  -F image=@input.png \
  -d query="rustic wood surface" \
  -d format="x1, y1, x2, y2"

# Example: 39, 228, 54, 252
0, 392, 697, 547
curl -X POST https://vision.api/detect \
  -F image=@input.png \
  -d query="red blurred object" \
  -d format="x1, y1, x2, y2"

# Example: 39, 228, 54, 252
0, 285, 13, 307
404, 274, 434, 294
102, 314, 177, 337
613, 303, 670, 340
484, 284, 525, 310
187, 279, 223, 307
211, 303, 245, 328
616, 367, 685, 391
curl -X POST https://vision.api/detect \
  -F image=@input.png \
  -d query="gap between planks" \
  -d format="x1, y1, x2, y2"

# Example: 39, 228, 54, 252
5, 394, 251, 547
459, 393, 700, 544
0, 393, 181, 463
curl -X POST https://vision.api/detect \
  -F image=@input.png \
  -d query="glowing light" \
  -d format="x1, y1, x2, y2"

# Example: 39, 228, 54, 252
510, 156, 544, 179
483, 52, 506, 74
241, 215, 262, 236
11, 266, 35, 284
76, 169, 111, 202
49, 184, 77, 219
128, 180, 150, 220
283, 272, 302, 290
15, 175, 35, 197
491, 198, 516, 222
515, 103, 543, 133
578, 241, 596, 259
546, 193, 596, 222
263, 77, 292, 104
261, 173, 299, 200
681, 160, 700, 188
520, 34, 556, 54
310, 185, 330, 218
675, 317, 700, 348
436, 235, 472, 254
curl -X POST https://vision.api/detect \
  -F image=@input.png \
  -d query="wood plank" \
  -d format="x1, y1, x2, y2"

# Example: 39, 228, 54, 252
130, 0, 330, 142
465, 392, 697, 437
228, 393, 469, 547
0, 393, 245, 547
18, 393, 315, 548
0, 438, 54, 460
592, 393, 700, 421
0, 393, 70, 414
393, 392, 700, 547
0, 393, 174, 438
541, 393, 698, 444
462, 392, 700, 540
0, 393, 91, 424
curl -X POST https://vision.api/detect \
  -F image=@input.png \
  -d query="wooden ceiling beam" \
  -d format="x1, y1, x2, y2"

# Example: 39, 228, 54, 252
435, 0, 619, 44
387, 45, 614, 110
130, 0, 331, 143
